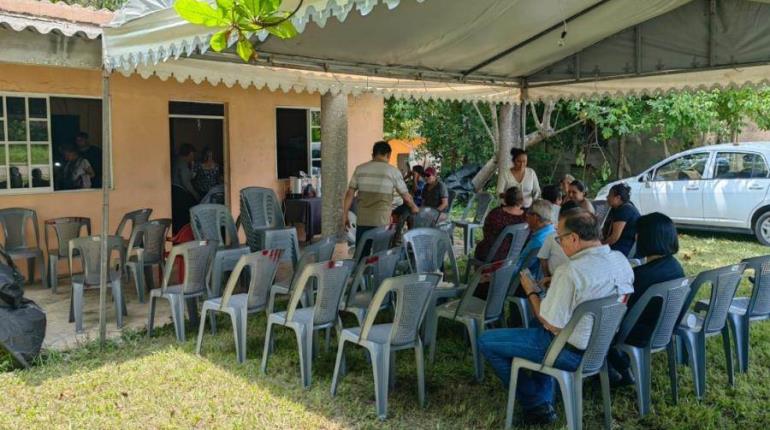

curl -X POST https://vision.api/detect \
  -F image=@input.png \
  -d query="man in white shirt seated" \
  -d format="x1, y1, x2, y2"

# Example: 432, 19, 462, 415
478, 209, 634, 425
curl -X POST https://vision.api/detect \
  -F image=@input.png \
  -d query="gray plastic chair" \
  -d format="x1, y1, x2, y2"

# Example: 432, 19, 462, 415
615, 278, 691, 416
465, 223, 529, 281
115, 208, 152, 239
44, 217, 90, 293
402, 228, 463, 362
341, 248, 401, 327
592, 200, 610, 228
261, 259, 355, 388
722, 255, 770, 373
409, 207, 440, 229
678, 263, 744, 400
351, 224, 396, 263
505, 296, 627, 430
453, 192, 492, 255
147, 241, 217, 342
67, 235, 126, 333
239, 187, 287, 251
256, 227, 301, 266
196, 249, 283, 363
125, 219, 171, 303
190, 204, 250, 297
0, 208, 46, 286
267, 235, 336, 314
436, 258, 517, 381
505, 247, 542, 329
330, 273, 442, 420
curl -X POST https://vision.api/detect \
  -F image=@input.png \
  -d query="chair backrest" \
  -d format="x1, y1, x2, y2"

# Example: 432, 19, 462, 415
286, 260, 355, 326
592, 200, 610, 227
470, 192, 493, 223
161, 241, 217, 295
303, 236, 336, 264
220, 249, 283, 310
617, 278, 691, 350
346, 248, 401, 307
484, 223, 529, 264
68, 235, 124, 285
402, 228, 460, 286
359, 273, 442, 347
127, 219, 171, 264
115, 208, 152, 239
45, 217, 91, 257
409, 207, 440, 229
352, 225, 396, 262
679, 263, 745, 333
239, 187, 285, 230
543, 296, 627, 376
742, 255, 770, 318
0, 208, 39, 250
190, 204, 239, 248
458, 259, 517, 321
261, 228, 301, 266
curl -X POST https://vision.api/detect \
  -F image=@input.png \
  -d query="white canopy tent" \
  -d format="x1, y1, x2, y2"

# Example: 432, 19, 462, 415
93, 0, 770, 343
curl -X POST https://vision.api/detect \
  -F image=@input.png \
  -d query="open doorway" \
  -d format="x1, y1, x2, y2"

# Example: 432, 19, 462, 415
168, 101, 226, 233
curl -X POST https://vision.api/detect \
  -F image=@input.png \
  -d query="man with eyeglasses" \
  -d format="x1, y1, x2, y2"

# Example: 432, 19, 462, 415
478, 209, 634, 425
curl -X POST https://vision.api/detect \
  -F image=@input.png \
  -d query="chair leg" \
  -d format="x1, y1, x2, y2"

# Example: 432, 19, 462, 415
147, 295, 157, 336
185, 297, 200, 329
229, 309, 244, 363
557, 372, 582, 430
682, 332, 706, 400
212, 258, 224, 298
729, 314, 749, 373
37, 254, 46, 288
72, 283, 84, 333
721, 326, 735, 387
600, 362, 613, 430
294, 324, 313, 388
371, 344, 389, 420
505, 360, 521, 430
168, 296, 186, 342
111, 280, 124, 328
195, 306, 209, 356
626, 346, 651, 416
462, 227, 471, 255
466, 318, 483, 382
261, 321, 274, 374
27, 257, 36, 284
389, 349, 397, 391
48, 255, 58, 292
667, 340, 679, 404
330, 338, 347, 396
415, 340, 427, 408
424, 301, 439, 364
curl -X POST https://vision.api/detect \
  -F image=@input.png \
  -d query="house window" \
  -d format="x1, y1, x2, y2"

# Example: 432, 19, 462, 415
275, 107, 321, 179
0, 94, 103, 194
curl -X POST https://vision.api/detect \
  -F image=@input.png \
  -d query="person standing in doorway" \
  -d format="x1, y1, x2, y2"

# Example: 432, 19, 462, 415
343, 141, 419, 244
76, 132, 101, 188
173, 143, 200, 201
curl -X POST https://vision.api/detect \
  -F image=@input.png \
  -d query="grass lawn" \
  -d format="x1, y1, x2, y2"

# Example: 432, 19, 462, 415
2, 231, 770, 429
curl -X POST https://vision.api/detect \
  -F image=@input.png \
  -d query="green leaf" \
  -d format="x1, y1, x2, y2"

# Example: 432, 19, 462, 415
209, 30, 229, 51
236, 38, 254, 62
174, 0, 228, 27
260, 0, 280, 14
216, 0, 234, 10
266, 20, 297, 39
241, 0, 261, 16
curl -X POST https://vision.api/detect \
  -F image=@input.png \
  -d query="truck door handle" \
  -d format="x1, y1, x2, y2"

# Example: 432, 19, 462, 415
749, 185, 765, 190
686, 186, 699, 191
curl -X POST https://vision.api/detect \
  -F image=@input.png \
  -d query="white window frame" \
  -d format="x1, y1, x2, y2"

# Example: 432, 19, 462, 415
275, 106, 321, 181
0, 91, 106, 195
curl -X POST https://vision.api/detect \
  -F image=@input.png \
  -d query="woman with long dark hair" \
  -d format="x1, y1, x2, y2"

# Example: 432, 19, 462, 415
567, 180, 594, 214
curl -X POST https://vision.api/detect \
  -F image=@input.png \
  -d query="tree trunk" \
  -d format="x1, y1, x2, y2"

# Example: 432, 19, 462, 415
616, 135, 626, 179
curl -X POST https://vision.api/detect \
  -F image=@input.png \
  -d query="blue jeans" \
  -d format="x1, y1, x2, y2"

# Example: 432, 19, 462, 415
478, 324, 583, 411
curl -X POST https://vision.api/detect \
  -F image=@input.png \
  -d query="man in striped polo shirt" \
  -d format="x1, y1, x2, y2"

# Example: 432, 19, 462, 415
343, 141, 419, 244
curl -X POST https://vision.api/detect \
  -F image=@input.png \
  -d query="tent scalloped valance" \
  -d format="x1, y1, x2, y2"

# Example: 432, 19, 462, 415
104, 0, 424, 72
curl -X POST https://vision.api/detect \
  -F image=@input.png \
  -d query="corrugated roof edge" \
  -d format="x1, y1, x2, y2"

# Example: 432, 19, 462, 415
0, 0, 113, 26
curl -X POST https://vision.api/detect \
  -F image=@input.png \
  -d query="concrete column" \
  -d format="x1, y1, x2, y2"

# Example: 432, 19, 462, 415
495, 103, 521, 193
320, 91, 348, 242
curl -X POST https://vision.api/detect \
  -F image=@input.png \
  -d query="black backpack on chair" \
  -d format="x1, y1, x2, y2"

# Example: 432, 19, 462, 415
0, 245, 46, 368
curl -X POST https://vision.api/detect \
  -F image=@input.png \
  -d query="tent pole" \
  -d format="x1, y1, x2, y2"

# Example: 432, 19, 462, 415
98, 69, 111, 346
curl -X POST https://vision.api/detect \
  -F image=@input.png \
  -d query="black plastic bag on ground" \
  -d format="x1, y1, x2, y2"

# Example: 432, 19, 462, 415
0, 245, 46, 368
0, 300, 47, 368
